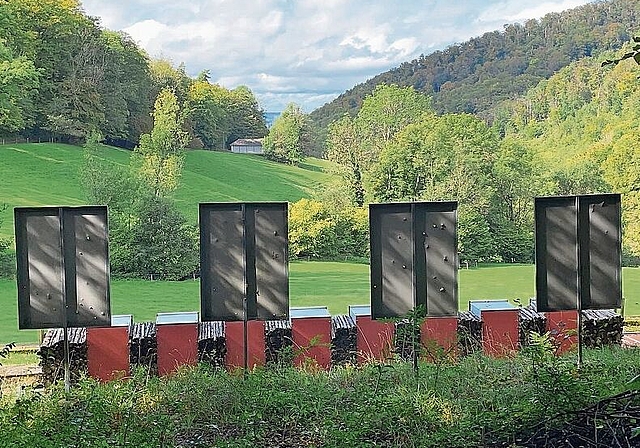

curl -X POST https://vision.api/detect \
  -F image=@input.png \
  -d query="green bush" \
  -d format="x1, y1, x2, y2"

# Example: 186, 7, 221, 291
110, 195, 199, 280
0, 240, 14, 279
288, 199, 369, 260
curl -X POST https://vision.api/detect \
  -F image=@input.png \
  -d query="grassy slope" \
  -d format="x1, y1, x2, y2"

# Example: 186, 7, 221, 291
0, 143, 334, 238
2, 263, 638, 344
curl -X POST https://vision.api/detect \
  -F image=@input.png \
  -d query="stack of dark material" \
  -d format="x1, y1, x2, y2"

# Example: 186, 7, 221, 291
265, 320, 292, 366
457, 311, 482, 355
488, 390, 640, 448
198, 321, 225, 368
581, 309, 624, 348
394, 319, 421, 361
518, 304, 547, 347
38, 327, 87, 385
331, 315, 356, 366
130, 322, 157, 373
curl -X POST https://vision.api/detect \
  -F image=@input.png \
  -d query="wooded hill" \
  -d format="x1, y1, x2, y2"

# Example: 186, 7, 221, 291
310, 0, 640, 130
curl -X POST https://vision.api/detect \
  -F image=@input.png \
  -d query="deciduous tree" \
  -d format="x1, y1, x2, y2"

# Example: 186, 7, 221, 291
133, 88, 189, 197
0, 41, 39, 133
263, 103, 311, 164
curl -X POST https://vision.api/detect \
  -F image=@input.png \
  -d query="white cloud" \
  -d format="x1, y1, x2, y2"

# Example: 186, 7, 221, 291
81, 0, 596, 112
123, 20, 167, 48
477, 0, 590, 23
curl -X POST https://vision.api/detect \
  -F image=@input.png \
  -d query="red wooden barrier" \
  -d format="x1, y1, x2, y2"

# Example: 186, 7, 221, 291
421, 317, 458, 359
354, 316, 395, 364
481, 310, 519, 357
157, 321, 198, 376
292, 314, 331, 369
87, 326, 130, 382
545, 310, 578, 354
225, 320, 266, 370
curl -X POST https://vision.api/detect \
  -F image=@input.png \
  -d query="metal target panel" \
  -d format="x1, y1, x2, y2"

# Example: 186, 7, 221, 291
418, 202, 458, 317
370, 202, 458, 319
580, 194, 622, 310
15, 206, 111, 329
199, 202, 289, 322
199, 203, 245, 321
535, 194, 621, 312
252, 204, 289, 320
370, 203, 414, 318
535, 196, 579, 311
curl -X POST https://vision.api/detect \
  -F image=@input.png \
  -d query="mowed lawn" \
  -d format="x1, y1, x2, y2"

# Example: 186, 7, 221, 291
0, 143, 334, 239
1, 262, 638, 344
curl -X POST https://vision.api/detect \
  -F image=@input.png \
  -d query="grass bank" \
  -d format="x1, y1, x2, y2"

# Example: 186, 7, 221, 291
0, 143, 335, 239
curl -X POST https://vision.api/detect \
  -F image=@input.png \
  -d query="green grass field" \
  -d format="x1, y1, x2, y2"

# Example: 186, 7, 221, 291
0, 143, 335, 239
1, 262, 638, 345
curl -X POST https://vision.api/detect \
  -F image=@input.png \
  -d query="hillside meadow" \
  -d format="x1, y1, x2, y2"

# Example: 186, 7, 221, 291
0, 262, 638, 344
0, 143, 335, 239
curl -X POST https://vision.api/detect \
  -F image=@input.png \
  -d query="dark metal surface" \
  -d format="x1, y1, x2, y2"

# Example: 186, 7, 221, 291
15, 206, 110, 330
200, 204, 245, 321
535, 194, 622, 312
535, 197, 579, 311
253, 204, 289, 320
370, 202, 458, 319
200, 202, 289, 322
62, 208, 110, 327
418, 203, 458, 317
581, 194, 622, 309
370, 203, 413, 319
15, 209, 64, 329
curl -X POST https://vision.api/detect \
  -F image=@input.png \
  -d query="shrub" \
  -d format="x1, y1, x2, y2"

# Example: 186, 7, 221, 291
288, 199, 369, 260
0, 240, 15, 279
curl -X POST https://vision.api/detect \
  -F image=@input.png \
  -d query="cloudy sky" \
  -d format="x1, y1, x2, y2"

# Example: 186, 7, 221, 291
81, 0, 594, 113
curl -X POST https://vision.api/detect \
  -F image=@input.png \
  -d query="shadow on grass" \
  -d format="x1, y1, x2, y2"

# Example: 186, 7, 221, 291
297, 162, 324, 173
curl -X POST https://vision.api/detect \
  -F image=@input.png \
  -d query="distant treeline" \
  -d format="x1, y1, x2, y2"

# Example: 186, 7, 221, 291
0, 0, 267, 149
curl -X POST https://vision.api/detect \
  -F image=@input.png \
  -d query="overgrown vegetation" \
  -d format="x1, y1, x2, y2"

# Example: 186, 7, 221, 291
0, 347, 637, 447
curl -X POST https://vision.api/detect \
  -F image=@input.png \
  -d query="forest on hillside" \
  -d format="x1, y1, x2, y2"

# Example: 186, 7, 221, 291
0, 0, 267, 149
310, 0, 640, 130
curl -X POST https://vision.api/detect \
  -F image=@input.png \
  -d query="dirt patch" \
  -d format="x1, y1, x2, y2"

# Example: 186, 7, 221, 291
0, 364, 41, 378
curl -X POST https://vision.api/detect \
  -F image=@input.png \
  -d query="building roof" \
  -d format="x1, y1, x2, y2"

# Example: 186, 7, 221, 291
230, 138, 263, 146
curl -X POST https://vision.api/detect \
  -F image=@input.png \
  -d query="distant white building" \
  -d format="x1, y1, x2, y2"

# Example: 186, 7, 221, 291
230, 138, 263, 154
